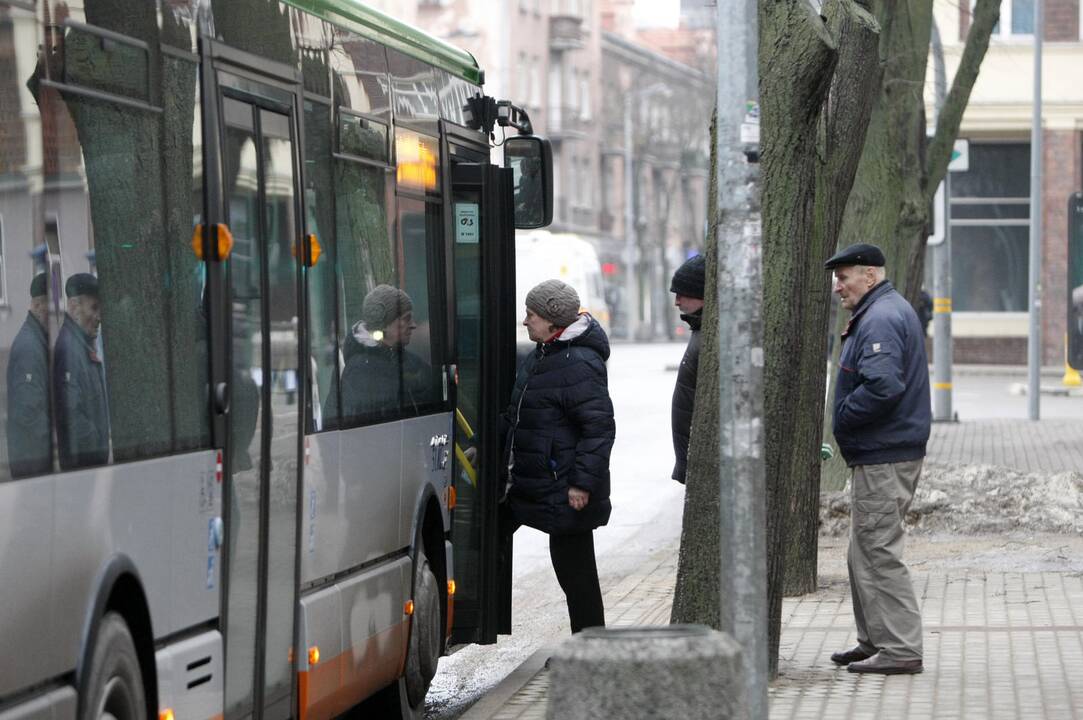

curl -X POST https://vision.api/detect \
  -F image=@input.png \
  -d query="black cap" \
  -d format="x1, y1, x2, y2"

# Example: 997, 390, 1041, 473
824, 243, 886, 270
30, 273, 47, 298
670, 254, 706, 299
65, 273, 99, 299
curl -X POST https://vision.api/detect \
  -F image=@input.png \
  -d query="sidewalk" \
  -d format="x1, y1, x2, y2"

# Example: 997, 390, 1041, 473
461, 419, 1083, 720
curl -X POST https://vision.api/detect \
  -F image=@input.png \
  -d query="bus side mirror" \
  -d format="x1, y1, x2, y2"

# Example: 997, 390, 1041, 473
504, 135, 553, 229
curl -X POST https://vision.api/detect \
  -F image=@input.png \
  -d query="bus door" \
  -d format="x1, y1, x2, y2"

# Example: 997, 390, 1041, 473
211, 63, 305, 720
445, 128, 517, 644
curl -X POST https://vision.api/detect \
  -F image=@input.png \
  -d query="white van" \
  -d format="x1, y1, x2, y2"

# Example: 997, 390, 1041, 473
515, 230, 610, 345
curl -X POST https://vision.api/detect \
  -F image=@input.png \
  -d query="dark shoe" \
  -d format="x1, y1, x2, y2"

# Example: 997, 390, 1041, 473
830, 646, 874, 666
847, 652, 923, 675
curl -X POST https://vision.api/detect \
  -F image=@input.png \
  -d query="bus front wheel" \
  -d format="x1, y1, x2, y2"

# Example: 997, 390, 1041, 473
82, 612, 146, 720
404, 546, 442, 707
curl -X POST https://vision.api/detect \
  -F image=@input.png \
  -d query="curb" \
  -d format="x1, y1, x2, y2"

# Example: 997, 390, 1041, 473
458, 646, 552, 720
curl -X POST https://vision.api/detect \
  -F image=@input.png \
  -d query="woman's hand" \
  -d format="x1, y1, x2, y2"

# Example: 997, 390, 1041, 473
568, 486, 590, 511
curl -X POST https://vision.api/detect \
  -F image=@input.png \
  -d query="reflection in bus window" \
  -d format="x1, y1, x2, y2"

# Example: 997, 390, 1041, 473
54, 273, 108, 470
341, 285, 432, 419
5, 273, 52, 477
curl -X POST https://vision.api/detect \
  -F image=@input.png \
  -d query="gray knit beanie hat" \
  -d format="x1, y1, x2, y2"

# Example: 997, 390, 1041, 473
526, 279, 581, 328
362, 284, 413, 331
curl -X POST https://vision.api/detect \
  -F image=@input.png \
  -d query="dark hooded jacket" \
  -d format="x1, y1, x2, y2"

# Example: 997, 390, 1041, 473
833, 281, 931, 466
503, 314, 615, 535
339, 321, 433, 419
671, 309, 701, 483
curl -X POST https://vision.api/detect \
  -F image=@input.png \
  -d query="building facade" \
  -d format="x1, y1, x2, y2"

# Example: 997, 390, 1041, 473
930, 0, 1083, 364
404, 0, 711, 339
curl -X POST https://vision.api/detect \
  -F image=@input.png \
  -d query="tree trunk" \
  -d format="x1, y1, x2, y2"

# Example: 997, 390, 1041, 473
670, 108, 722, 629
759, 0, 880, 674
821, 0, 1001, 489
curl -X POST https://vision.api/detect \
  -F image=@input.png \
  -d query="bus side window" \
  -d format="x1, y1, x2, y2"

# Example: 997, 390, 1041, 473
27, 17, 211, 470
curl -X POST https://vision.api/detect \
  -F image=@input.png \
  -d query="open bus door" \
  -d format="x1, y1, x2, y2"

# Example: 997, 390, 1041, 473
445, 126, 517, 645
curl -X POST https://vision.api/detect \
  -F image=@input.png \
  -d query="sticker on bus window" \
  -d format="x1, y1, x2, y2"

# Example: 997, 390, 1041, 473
455, 203, 479, 244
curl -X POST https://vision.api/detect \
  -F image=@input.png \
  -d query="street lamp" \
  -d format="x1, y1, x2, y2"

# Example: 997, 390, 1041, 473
622, 82, 670, 341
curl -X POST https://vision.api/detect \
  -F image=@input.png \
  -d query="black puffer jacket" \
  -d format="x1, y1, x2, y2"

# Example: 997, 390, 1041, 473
671, 309, 701, 483
504, 314, 615, 535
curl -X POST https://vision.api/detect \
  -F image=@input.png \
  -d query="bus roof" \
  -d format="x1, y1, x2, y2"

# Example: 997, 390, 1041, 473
288, 0, 483, 84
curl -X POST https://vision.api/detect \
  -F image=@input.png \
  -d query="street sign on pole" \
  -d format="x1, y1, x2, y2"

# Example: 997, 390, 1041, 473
1068, 193, 1083, 370
948, 139, 969, 172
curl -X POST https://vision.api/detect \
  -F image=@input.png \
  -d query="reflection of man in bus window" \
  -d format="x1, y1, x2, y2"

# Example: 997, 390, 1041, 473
54, 273, 110, 470
341, 284, 431, 418
6, 273, 53, 477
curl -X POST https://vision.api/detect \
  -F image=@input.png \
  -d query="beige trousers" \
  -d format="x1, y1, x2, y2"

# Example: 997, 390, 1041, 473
847, 460, 924, 661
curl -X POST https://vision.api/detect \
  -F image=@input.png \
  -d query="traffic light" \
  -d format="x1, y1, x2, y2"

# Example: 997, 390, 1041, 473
1068, 193, 1083, 370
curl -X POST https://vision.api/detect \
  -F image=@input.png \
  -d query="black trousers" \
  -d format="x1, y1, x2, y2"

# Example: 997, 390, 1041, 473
549, 531, 605, 633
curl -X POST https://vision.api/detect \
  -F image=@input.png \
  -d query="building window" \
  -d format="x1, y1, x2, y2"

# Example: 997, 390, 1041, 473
975, 0, 1037, 39
947, 142, 1030, 312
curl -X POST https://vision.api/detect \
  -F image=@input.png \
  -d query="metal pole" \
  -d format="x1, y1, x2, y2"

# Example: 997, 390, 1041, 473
1027, 0, 1044, 419
623, 92, 637, 341
930, 18, 953, 422
933, 175, 954, 420
716, 0, 766, 716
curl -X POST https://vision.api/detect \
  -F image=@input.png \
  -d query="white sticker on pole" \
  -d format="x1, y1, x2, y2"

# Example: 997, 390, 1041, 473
455, 203, 480, 244
928, 181, 946, 246
948, 139, 969, 172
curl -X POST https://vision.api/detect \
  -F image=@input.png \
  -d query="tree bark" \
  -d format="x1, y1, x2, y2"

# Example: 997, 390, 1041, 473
821, 0, 1001, 489
670, 108, 722, 629
759, 0, 880, 673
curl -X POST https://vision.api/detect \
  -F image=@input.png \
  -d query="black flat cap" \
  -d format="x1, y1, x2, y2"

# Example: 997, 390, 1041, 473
30, 273, 47, 298
824, 243, 885, 270
65, 272, 99, 299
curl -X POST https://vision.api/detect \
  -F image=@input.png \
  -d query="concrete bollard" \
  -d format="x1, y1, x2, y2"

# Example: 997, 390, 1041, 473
545, 625, 746, 720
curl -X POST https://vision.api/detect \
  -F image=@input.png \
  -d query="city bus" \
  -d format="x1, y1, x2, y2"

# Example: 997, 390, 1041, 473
0, 2, 549, 719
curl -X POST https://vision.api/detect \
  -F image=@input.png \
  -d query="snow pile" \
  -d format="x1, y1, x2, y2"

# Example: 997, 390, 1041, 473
820, 462, 1083, 536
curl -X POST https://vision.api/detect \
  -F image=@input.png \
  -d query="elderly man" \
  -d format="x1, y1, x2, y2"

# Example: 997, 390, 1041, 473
825, 243, 931, 675
6, 273, 52, 477
54, 272, 110, 470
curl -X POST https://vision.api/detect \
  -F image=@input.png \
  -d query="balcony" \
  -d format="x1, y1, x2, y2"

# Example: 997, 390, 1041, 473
546, 106, 590, 140
550, 15, 585, 51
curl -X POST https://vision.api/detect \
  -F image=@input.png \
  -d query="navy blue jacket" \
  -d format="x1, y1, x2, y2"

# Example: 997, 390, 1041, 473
54, 314, 110, 470
833, 281, 931, 467
504, 314, 615, 535
6, 313, 52, 477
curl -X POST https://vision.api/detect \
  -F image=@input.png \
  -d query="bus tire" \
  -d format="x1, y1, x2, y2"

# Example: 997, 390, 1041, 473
81, 612, 147, 720
404, 547, 442, 708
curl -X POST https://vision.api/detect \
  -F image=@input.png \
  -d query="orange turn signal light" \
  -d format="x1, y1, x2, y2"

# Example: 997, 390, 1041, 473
304, 233, 321, 267
447, 485, 457, 510
159, 710, 175, 720
447, 579, 457, 597
308, 646, 320, 665
191, 224, 234, 260
404, 599, 415, 616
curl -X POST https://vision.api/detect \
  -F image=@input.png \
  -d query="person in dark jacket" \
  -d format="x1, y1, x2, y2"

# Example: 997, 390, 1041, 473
54, 272, 110, 470
6, 273, 52, 477
340, 284, 432, 419
504, 279, 615, 633
669, 254, 705, 484
825, 243, 930, 676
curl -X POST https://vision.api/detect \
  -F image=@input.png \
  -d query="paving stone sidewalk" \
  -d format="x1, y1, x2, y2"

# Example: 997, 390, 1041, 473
463, 419, 1083, 719
468, 540, 1083, 720
926, 419, 1083, 474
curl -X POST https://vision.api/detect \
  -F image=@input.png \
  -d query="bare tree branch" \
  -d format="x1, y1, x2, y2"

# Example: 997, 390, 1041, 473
925, 0, 1001, 198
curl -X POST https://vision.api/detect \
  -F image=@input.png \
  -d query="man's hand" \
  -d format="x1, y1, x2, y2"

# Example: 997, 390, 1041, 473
568, 486, 590, 511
